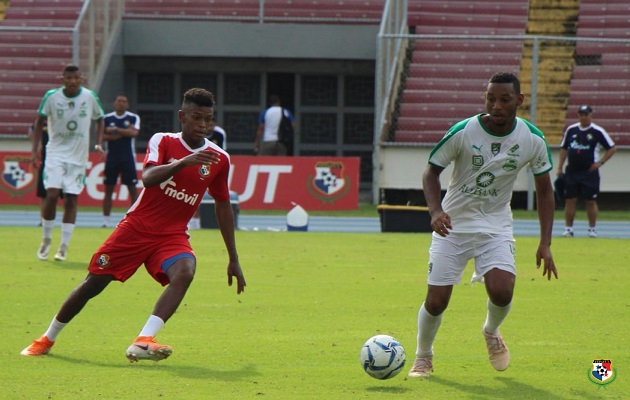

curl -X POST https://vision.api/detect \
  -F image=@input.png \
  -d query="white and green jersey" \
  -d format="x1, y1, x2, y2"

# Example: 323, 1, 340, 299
428, 114, 553, 234
37, 87, 104, 166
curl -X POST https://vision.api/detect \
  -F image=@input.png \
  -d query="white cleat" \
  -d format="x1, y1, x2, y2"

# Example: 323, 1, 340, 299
408, 356, 433, 377
483, 330, 510, 371
37, 239, 52, 261
54, 244, 68, 261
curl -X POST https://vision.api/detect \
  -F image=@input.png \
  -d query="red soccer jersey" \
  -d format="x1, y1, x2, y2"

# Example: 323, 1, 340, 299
119, 132, 230, 234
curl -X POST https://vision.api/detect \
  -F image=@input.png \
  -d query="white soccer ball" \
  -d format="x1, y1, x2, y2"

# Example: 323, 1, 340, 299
360, 334, 406, 379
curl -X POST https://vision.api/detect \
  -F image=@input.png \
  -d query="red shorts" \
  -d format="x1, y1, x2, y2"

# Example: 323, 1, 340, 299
88, 225, 195, 286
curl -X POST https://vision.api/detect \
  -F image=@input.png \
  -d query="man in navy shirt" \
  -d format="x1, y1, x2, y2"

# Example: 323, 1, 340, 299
102, 95, 140, 227
557, 105, 616, 238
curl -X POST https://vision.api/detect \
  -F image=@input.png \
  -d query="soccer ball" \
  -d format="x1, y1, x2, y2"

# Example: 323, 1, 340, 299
360, 334, 406, 379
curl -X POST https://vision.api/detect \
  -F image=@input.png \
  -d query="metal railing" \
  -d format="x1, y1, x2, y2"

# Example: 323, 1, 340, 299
372, 0, 407, 204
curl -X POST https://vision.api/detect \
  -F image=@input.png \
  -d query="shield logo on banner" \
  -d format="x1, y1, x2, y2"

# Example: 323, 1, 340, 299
1, 156, 35, 196
312, 162, 346, 196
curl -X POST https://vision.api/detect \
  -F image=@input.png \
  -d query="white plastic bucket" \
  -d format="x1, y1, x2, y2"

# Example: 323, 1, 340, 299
287, 204, 308, 231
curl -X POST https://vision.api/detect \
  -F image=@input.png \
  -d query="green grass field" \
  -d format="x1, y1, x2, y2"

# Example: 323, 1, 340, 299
1, 227, 627, 399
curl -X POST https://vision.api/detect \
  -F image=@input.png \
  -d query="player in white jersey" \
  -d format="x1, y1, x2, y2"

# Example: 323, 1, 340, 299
408, 72, 558, 378
30, 64, 105, 262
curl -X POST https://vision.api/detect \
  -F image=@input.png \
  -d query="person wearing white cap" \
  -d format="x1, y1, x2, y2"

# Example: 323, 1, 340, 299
557, 105, 617, 238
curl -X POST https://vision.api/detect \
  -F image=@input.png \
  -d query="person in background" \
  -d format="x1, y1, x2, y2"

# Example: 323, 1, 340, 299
102, 95, 140, 228
556, 105, 616, 238
408, 72, 558, 378
20, 88, 246, 362
31, 64, 105, 262
28, 119, 62, 225
254, 94, 294, 156
207, 115, 226, 150
188, 115, 227, 230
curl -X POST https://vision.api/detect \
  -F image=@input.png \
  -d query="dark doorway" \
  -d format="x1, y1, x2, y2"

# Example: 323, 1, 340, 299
266, 73, 295, 112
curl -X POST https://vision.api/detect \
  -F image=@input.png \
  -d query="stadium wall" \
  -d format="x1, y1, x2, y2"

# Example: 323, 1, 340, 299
123, 20, 378, 60
379, 146, 630, 208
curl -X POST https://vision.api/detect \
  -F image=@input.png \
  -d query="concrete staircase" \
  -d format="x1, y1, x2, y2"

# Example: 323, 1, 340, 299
519, 0, 580, 145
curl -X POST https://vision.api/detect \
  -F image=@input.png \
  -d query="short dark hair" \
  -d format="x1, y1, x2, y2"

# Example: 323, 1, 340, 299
182, 88, 215, 109
268, 94, 280, 104
63, 64, 80, 74
488, 72, 520, 94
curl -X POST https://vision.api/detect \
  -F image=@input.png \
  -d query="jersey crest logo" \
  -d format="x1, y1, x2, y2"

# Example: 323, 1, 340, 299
491, 143, 501, 156
1, 155, 36, 197
199, 164, 211, 178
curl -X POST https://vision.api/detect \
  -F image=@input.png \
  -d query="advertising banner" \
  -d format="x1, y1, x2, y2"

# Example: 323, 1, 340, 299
0, 152, 360, 210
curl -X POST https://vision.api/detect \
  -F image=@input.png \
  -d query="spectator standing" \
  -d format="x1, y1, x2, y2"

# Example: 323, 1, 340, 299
20, 88, 246, 362
207, 115, 227, 150
31, 64, 105, 262
102, 95, 141, 228
407, 72, 558, 378
254, 95, 294, 156
557, 105, 616, 238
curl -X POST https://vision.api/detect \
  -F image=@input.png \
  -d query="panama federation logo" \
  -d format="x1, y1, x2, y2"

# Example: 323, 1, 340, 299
588, 359, 616, 388
1, 155, 36, 197
199, 164, 211, 179
307, 161, 351, 203
97, 254, 111, 269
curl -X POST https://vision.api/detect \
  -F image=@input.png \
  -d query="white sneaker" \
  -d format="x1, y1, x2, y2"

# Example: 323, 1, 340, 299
408, 356, 433, 377
54, 244, 68, 261
588, 229, 597, 238
37, 238, 52, 261
561, 228, 574, 237
483, 330, 510, 371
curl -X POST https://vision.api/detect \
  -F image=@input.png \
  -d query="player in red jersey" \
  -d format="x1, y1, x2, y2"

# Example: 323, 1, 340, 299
21, 88, 246, 362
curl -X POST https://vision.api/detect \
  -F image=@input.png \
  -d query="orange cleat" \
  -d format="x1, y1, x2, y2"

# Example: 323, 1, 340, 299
125, 336, 173, 363
20, 335, 55, 356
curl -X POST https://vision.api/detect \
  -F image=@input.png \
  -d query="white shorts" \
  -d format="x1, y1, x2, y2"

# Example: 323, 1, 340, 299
426, 232, 516, 286
43, 158, 87, 195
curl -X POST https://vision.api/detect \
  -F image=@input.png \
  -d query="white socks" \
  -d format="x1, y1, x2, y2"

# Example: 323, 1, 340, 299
42, 219, 54, 240
138, 315, 165, 337
483, 300, 512, 335
43, 316, 68, 341
60, 223, 75, 247
416, 303, 442, 358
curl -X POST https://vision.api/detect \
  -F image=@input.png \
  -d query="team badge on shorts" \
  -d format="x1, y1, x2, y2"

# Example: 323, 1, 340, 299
97, 254, 111, 268
587, 359, 616, 388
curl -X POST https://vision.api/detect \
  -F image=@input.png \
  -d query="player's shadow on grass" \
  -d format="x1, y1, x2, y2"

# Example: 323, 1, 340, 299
43, 261, 87, 271
48, 354, 260, 381
365, 386, 411, 394
429, 375, 567, 400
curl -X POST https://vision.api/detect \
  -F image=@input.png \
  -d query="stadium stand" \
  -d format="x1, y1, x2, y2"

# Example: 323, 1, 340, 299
0, 0, 82, 137
568, 0, 630, 145
2, 0, 629, 147
394, 0, 529, 143
124, 0, 385, 24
